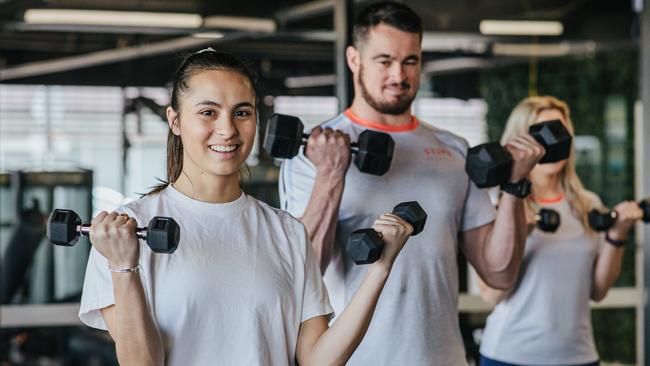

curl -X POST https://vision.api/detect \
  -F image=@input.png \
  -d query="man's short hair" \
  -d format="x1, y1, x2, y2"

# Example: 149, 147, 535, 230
353, 1, 423, 47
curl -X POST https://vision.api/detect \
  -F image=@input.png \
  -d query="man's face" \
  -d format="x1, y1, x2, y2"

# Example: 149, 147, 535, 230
350, 23, 421, 115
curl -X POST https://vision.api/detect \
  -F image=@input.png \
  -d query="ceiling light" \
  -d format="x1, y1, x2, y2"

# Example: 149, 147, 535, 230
192, 32, 225, 39
24, 9, 202, 28
421, 32, 488, 53
285, 74, 336, 88
202, 16, 276, 33
492, 43, 570, 57
479, 20, 563, 36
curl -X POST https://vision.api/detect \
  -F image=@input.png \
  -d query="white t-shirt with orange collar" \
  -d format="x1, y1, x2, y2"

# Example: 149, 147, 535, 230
480, 195, 603, 365
280, 110, 496, 366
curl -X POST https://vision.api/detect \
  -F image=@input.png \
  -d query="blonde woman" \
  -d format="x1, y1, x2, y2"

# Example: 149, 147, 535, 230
478, 96, 643, 366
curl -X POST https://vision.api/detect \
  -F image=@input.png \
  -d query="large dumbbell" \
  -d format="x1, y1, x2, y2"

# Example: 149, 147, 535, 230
588, 199, 650, 231
47, 209, 180, 253
535, 208, 560, 232
346, 202, 427, 265
466, 120, 573, 188
263, 114, 395, 176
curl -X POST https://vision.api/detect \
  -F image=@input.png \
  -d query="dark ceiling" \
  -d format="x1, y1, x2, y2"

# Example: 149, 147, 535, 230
0, 0, 640, 96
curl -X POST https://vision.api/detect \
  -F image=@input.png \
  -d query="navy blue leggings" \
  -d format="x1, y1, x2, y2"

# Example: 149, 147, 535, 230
480, 355, 599, 366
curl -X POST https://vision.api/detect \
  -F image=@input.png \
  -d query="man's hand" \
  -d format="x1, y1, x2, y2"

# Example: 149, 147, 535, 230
504, 135, 546, 182
305, 127, 352, 178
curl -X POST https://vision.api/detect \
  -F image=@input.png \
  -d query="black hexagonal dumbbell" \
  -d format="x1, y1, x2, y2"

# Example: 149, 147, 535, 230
262, 114, 395, 176
47, 209, 180, 253
465, 120, 573, 188
535, 208, 560, 232
346, 202, 427, 265
588, 199, 650, 231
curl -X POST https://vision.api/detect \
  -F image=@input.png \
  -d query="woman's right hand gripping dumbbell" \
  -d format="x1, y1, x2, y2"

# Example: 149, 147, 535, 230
89, 211, 140, 269
370, 213, 414, 271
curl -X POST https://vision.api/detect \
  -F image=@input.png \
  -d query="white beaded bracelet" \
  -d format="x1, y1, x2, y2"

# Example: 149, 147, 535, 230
108, 264, 141, 273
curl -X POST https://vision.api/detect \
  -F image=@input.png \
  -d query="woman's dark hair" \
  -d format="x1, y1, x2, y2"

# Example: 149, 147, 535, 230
353, 1, 422, 47
147, 49, 258, 195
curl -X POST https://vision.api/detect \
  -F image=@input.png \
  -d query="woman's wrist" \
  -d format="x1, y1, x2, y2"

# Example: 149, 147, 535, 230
605, 230, 627, 248
368, 261, 391, 281
109, 263, 141, 273
108, 258, 140, 271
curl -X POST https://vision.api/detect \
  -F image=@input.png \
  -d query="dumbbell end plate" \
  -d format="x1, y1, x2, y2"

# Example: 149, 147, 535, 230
465, 142, 512, 188
347, 229, 383, 265
529, 120, 572, 164
147, 216, 181, 253
47, 209, 81, 246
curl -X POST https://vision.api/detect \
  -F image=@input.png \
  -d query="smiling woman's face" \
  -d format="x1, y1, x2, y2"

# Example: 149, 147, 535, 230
170, 69, 257, 180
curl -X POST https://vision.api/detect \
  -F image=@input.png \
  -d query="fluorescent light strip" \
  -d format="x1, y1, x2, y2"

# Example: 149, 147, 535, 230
423, 57, 491, 74
421, 32, 488, 53
480, 20, 563, 36
24, 9, 202, 28
285, 74, 336, 88
492, 43, 571, 57
192, 32, 225, 39
203, 16, 276, 33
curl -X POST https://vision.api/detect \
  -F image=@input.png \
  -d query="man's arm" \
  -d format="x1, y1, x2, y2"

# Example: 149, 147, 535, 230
475, 200, 537, 303
476, 275, 509, 307
296, 127, 352, 273
460, 194, 527, 290
461, 134, 543, 290
300, 172, 345, 273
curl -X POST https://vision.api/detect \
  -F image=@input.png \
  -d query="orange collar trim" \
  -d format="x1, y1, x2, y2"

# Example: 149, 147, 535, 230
344, 109, 419, 132
535, 194, 564, 204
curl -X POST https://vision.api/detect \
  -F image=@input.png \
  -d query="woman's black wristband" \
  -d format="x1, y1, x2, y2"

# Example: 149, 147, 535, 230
605, 232, 626, 248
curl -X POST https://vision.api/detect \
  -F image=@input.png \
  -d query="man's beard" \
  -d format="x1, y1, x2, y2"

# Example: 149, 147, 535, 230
358, 64, 416, 115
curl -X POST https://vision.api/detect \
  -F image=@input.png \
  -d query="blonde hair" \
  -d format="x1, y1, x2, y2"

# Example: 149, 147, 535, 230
500, 95, 599, 232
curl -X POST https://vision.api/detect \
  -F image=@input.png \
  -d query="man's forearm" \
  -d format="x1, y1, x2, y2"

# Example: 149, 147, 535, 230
300, 173, 346, 273
483, 194, 527, 289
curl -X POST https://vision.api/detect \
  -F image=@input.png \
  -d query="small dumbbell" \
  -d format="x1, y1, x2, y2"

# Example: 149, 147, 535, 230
346, 202, 427, 265
535, 208, 560, 232
47, 209, 180, 253
263, 114, 395, 176
465, 120, 573, 188
588, 199, 650, 231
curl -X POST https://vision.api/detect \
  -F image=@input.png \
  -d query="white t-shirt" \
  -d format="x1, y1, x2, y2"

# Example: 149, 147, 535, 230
279, 110, 496, 366
79, 185, 333, 366
480, 195, 603, 365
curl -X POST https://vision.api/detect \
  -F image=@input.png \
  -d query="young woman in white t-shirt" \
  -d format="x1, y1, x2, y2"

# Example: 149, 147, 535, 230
79, 49, 416, 366
477, 96, 643, 366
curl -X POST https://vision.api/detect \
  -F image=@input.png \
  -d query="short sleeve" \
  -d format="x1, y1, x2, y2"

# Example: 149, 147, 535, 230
294, 221, 334, 322
279, 149, 317, 218
78, 206, 142, 330
461, 179, 497, 232
78, 246, 114, 330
